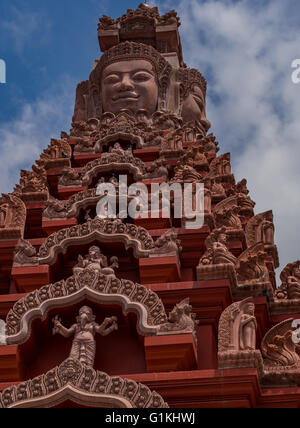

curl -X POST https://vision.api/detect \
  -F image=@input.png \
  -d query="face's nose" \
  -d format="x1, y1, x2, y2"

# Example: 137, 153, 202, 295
118, 74, 135, 91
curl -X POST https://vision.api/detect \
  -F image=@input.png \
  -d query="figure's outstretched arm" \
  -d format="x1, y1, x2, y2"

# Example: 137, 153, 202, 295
52, 316, 76, 337
94, 317, 118, 336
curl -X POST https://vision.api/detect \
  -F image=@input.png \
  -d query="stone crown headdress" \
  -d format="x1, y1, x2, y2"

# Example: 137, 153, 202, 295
92, 41, 170, 83
177, 68, 207, 99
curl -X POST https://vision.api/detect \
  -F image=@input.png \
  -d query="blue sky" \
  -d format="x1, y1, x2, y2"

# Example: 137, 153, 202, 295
0, 0, 138, 123
0, 0, 300, 279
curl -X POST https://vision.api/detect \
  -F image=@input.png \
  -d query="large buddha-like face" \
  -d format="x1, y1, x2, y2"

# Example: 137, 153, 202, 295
182, 85, 211, 135
101, 60, 158, 115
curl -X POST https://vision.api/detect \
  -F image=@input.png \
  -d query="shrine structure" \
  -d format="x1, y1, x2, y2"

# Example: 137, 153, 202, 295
0, 3, 300, 408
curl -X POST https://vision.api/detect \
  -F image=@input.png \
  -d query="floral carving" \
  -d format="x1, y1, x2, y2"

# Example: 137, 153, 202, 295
0, 358, 169, 408
5, 265, 169, 341
25, 218, 155, 267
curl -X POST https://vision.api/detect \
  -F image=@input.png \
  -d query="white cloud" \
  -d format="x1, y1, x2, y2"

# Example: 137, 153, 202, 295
156, 0, 300, 280
1, 6, 48, 53
0, 76, 76, 194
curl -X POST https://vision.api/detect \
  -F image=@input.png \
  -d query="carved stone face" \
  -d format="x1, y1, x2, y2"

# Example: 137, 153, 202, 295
182, 85, 211, 135
78, 306, 94, 323
101, 60, 158, 115
218, 233, 227, 245
89, 246, 100, 259
244, 303, 255, 316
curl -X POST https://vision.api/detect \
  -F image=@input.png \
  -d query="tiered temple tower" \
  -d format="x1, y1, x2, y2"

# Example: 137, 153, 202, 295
1, 4, 300, 408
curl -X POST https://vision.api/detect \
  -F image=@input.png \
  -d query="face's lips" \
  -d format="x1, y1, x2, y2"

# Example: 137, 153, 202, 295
112, 93, 139, 101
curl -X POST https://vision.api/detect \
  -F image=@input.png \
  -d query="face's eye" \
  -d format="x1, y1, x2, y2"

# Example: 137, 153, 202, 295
132, 72, 153, 82
103, 74, 120, 84
192, 95, 204, 110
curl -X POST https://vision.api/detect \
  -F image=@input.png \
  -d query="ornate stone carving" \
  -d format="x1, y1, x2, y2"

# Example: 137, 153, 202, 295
158, 298, 198, 335
14, 165, 48, 201
5, 268, 168, 343
214, 194, 255, 229
245, 210, 275, 247
213, 196, 243, 229
199, 133, 219, 153
0, 358, 169, 408
218, 298, 257, 353
189, 143, 209, 171
73, 246, 119, 279
0, 194, 26, 239
245, 210, 279, 269
158, 9, 180, 26
43, 185, 135, 221
13, 218, 156, 267
199, 227, 237, 266
117, 4, 160, 25
236, 243, 269, 285
71, 109, 202, 155
74, 137, 95, 155
261, 319, 300, 368
210, 178, 226, 200
58, 167, 82, 187
37, 138, 72, 169
98, 15, 117, 31
150, 228, 182, 258
43, 197, 68, 220
145, 157, 169, 180
207, 153, 231, 179
275, 261, 300, 300
229, 178, 249, 196
77, 146, 146, 186
177, 68, 210, 135
52, 306, 118, 367
13, 239, 39, 267
171, 156, 202, 184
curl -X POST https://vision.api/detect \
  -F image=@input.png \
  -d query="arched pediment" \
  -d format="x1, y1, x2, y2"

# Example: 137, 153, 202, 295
14, 218, 155, 267
0, 358, 169, 408
94, 133, 144, 153
6, 268, 167, 344
80, 151, 146, 186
